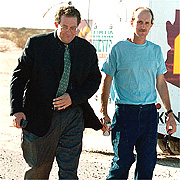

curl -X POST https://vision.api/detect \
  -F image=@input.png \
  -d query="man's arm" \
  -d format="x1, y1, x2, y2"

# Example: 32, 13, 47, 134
100, 73, 113, 124
10, 37, 34, 128
10, 37, 33, 116
156, 74, 177, 134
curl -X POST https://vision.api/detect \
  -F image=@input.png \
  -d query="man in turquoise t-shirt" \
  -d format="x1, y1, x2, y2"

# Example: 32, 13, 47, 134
101, 7, 177, 180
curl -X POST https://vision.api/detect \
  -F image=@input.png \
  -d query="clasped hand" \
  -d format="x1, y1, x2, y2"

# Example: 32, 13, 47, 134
53, 93, 72, 110
100, 113, 111, 134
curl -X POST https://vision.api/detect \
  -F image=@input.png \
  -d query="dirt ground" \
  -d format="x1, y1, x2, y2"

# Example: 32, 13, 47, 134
0, 38, 180, 179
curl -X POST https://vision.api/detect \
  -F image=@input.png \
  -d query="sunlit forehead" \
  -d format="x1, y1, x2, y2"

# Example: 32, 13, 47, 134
60, 16, 78, 27
135, 10, 152, 24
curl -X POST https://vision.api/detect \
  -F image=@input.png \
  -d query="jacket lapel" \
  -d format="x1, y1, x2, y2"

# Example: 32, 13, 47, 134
48, 34, 64, 81
70, 37, 79, 77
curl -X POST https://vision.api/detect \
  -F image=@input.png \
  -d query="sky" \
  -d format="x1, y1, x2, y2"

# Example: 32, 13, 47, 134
0, 0, 149, 29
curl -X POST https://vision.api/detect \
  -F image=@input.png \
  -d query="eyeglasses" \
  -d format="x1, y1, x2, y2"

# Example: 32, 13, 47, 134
60, 25, 77, 33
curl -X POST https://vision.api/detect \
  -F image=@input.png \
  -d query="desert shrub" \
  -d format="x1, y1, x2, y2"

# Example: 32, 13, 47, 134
0, 27, 53, 49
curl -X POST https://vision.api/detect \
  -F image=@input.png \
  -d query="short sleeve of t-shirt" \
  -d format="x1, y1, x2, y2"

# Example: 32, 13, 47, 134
156, 46, 167, 76
101, 46, 117, 77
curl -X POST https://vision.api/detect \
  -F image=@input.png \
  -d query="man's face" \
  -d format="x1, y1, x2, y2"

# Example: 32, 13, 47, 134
55, 15, 78, 44
131, 10, 153, 39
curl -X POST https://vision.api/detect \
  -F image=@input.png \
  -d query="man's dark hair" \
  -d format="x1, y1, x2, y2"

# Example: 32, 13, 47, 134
55, 6, 81, 26
132, 7, 154, 24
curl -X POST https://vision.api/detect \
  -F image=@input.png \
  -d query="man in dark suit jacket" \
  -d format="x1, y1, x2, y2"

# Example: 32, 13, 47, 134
10, 6, 102, 179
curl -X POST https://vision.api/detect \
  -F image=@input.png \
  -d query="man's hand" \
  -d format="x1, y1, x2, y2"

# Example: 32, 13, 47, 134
100, 113, 111, 134
12, 112, 26, 129
53, 93, 72, 110
166, 113, 177, 134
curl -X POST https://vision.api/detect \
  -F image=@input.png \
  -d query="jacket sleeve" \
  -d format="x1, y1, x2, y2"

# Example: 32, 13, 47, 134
10, 37, 34, 115
69, 47, 101, 106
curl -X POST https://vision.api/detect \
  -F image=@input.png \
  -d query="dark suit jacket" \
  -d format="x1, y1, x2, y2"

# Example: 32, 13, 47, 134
10, 31, 102, 137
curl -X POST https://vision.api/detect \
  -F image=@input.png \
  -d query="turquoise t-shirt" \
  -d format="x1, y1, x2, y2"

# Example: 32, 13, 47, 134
101, 40, 167, 105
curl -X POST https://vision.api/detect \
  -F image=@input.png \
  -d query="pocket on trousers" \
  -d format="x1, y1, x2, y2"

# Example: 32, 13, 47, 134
147, 106, 158, 144
21, 130, 40, 167
22, 130, 39, 142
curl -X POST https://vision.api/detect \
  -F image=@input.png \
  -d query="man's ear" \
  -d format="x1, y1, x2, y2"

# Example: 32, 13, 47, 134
54, 22, 58, 29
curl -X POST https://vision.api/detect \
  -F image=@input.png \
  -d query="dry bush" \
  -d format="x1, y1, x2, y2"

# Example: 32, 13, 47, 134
0, 44, 9, 52
0, 27, 53, 49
